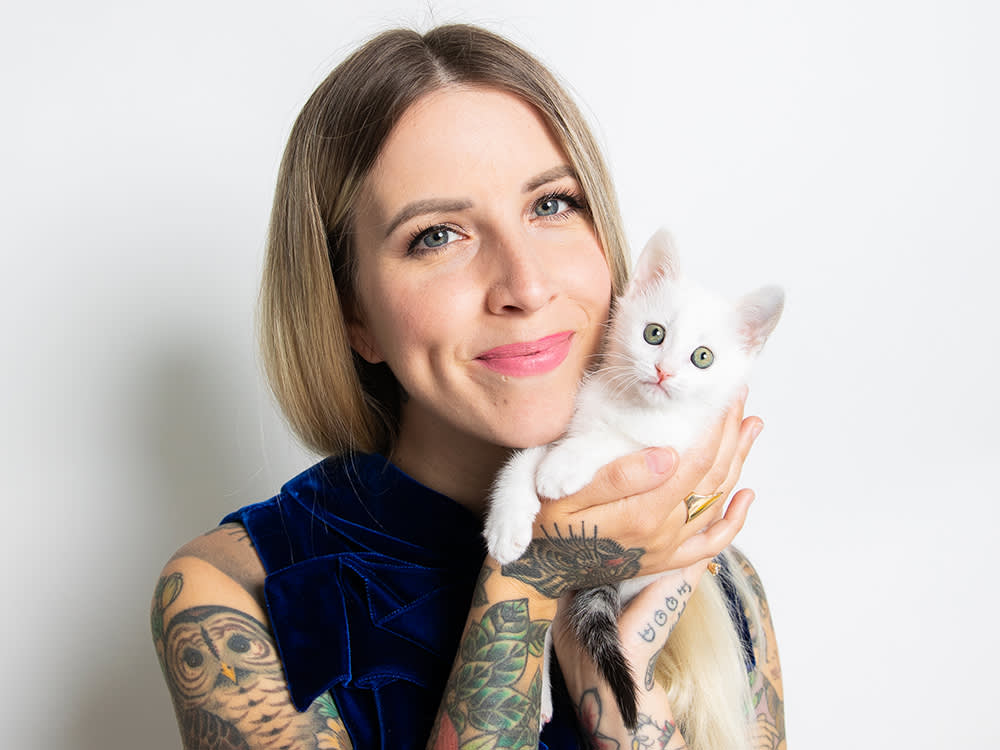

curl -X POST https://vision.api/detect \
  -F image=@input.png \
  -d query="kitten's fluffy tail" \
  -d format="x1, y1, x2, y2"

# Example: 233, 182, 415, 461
570, 585, 639, 729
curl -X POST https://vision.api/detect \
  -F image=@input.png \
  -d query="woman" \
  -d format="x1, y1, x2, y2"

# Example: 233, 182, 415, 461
151, 24, 785, 750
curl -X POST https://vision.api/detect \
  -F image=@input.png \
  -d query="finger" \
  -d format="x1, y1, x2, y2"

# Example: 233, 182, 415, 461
668, 489, 754, 568
565, 446, 678, 511
691, 389, 748, 495
687, 414, 762, 533
716, 416, 763, 496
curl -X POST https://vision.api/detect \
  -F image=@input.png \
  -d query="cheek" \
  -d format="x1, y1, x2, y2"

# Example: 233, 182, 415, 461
561, 238, 613, 315
365, 274, 475, 363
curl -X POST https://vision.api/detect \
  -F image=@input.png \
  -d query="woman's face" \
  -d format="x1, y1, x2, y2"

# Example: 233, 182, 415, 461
349, 86, 611, 472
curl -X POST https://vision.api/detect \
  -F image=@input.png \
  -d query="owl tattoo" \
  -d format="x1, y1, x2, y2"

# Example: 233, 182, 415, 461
162, 605, 320, 750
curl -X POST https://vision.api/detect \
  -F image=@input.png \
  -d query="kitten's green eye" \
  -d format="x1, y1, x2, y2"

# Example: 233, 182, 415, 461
691, 346, 714, 369
643, 323, 666, 345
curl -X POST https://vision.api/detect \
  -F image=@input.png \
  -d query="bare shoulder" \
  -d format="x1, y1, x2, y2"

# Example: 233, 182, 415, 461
151, 524, 353, 750
725, 546, 786, 750
165, 523, 268, 607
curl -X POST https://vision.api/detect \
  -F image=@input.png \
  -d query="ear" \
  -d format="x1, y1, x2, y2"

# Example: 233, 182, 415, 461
626, 228, 680, 298
736, 285, 784, 355
344, 300, 384, 364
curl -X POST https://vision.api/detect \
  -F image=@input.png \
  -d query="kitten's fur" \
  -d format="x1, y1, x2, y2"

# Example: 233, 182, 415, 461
484, 229, 784, 729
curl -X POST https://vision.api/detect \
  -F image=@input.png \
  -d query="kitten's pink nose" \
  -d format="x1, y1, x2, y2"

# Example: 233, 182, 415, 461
656, 366, 673, 384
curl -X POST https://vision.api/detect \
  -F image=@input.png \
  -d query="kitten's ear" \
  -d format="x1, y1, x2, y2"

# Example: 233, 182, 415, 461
737, 285, 784, 354
627, 228, 680, 298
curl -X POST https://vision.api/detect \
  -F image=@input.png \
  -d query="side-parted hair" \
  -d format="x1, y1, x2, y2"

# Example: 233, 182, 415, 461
260, 24, 629, 458
259, 24, 758, 750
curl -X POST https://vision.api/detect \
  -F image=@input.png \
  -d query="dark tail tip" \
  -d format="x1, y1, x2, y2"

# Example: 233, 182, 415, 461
570, 587, 641, 730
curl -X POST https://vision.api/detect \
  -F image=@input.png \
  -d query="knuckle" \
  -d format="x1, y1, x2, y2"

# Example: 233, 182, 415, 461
705, 463, 730, 490
686, 450, 713, 477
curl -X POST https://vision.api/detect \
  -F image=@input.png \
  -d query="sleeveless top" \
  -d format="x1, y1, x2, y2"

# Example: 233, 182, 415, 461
221, 452, 753, 749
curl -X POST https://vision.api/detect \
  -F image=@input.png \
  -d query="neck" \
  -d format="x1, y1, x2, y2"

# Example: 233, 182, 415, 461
390, 411, 510, 519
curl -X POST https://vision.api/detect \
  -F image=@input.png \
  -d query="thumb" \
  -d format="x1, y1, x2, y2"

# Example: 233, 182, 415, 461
569, 447, 678, 511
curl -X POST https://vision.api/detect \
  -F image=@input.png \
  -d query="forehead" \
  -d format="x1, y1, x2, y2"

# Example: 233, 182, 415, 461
362, 86, 570, 213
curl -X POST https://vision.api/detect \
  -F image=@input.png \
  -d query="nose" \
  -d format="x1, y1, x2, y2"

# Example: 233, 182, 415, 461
656, 365, 673, 384
484, 231, 557, 314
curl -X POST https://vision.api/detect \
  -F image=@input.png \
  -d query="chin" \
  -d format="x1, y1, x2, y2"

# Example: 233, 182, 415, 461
496, 401, 575, 450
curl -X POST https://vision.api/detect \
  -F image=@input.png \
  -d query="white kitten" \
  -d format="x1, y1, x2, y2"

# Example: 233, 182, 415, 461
483, 229, 784, 729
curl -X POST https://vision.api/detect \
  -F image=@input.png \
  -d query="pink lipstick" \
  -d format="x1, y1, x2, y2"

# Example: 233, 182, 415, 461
476, 331, 574, 377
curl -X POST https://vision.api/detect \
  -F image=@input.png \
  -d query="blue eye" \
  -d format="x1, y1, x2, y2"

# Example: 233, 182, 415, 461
535, 197, 565, 216
422, 229, 451, 247
409, 225, 459, 253
643, 323, 666, 345
691, 346, 714, 369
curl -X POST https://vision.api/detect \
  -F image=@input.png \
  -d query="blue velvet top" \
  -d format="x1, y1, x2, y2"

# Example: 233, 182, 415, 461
221, 452, 753, 748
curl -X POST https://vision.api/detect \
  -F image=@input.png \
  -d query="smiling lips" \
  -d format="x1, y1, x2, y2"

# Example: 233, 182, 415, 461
476, 331, 574, 376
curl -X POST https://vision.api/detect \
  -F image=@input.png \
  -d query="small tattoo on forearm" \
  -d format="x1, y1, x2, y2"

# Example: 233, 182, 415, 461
644, 653, 658, 691
632, 712, 677, 748
635, 580, 690, 644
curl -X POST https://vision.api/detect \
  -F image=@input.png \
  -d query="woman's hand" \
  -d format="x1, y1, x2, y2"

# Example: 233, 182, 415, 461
500, 388, 762, 599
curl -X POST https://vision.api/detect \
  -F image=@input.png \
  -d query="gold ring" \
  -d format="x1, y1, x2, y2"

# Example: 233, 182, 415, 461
684, 491, 725, 523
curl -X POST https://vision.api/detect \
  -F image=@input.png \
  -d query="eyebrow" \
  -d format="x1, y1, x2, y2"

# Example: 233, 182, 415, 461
383, 199, 473, 239
382, 165, 579, 239
522, 165, 577, 193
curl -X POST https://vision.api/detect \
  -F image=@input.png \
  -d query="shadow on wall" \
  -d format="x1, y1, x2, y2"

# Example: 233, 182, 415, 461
69, 336, 294, 750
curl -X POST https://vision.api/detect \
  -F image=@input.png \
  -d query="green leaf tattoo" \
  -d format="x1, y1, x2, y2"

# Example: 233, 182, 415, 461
468, 687, 530, 731
501, 523, 644, 598
442, 599, 551, 749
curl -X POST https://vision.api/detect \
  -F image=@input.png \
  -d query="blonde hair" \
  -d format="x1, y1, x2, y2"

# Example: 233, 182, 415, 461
259, 23, 756, 750
659, 549, 760, 749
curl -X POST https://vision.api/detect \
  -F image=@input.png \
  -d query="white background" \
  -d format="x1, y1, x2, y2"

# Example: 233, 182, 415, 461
3, 1, 997, 747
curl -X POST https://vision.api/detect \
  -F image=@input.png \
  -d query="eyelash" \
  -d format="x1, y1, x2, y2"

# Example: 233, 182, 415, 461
404, 190, 590, 255
534, 190, 589, 221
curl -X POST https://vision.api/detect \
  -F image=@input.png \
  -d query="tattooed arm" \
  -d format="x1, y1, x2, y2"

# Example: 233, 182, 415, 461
151, 524, 354, 750
428, 395, 760, 748
726, 548, 786, 750
426, 556, 559, 749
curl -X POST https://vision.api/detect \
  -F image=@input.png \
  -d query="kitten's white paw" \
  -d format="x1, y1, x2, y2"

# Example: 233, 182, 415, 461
535, 456, 590, 500
483, 498, 539, 565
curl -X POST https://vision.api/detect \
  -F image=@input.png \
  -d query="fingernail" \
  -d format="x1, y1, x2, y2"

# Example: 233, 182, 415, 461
751, 421, 764, 440
645, 448, 675, 474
